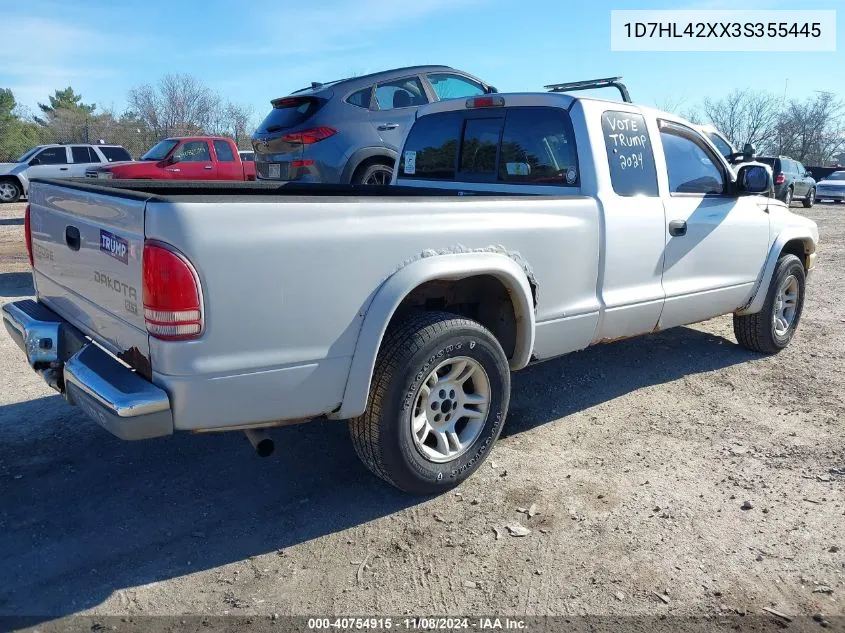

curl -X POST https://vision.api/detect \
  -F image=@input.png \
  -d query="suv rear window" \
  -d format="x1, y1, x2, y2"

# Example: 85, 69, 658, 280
100, 146, 131, 162
399, 107, 579, 186
257, 97, 324, 133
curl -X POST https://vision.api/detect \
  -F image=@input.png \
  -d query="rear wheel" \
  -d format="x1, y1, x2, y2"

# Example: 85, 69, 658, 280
733, 254, 805, 354
349, 311, 510, 494
353, 162, 393, 186
803, 188, 815, 208
0, 179, 21, 203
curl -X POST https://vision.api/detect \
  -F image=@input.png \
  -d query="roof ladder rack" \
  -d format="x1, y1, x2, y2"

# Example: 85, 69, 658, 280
544, 76, 631, 103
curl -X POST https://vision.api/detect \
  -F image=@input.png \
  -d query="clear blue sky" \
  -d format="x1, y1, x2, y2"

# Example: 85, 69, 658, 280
2, 0, 842, 122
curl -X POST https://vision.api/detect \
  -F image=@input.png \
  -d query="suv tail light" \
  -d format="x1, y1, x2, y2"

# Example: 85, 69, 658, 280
142, 242, 203, 340
775, 172, 786, 185
24, 204, 33, 266
281, 127, 337, 144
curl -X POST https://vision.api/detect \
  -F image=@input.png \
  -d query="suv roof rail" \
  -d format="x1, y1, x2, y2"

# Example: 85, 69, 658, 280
544, 76, 631, 103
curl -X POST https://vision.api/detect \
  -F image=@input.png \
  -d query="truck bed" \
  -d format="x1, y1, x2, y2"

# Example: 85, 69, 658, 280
32, 178, 543, 202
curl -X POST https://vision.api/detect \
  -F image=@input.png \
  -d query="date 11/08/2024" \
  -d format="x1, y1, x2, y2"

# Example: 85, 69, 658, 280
307, 617, 527, 631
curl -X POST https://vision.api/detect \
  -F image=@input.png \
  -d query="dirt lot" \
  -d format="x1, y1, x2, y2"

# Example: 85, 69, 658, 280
0, 200, 842, 628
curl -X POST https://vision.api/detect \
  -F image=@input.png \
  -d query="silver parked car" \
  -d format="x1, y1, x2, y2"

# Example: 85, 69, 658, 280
816, 170, 845, 203
252, 65, 496, 185
0, 143, 131, 203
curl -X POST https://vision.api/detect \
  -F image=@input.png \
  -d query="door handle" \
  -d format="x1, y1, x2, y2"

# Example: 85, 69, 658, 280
377, 123, 399, 131
203, 165, 213, 170
65, 225, 81, 251
668, 220, 687, 237
166, 168, 181, 172
59, 167, 69, 171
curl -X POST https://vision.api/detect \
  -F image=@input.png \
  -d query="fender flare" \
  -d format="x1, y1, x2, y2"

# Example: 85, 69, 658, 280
332, 252, 536, 420
736, 228, 817, 315
341, 147, 398, 184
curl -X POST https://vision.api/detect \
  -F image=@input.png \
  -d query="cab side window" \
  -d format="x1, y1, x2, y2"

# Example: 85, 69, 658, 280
173, 141, 211, 162
213, 140, 235, 162
375, 77, 428, 110
33, 147, 68, 165
660, 126, 725, 195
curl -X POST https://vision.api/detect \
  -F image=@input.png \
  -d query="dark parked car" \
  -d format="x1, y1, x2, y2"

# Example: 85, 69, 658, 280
252, 65, 496, 185
756, 156, 816, 207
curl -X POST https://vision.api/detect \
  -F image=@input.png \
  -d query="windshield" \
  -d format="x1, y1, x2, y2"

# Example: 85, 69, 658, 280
15, 147, 41, 162
825, 171, 845, 181
140, 139, 179, 161
706, 132, 734, 158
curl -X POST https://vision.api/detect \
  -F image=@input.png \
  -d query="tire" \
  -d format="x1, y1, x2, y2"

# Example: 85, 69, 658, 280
803, 188, 815, 208
782, 187, 793, 206
0, 179, 21, 204
349, 310, 510, 494
733, 254, 805, 354
353, 162, 393, 186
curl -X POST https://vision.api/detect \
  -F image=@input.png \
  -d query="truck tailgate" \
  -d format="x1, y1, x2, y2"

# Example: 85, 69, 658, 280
28, 181, 150, 373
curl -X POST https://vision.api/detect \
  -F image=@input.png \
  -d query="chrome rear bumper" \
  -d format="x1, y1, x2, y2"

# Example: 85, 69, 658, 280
2, 299, 173, 440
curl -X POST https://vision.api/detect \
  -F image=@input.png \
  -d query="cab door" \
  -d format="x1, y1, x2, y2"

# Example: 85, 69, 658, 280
27, 146, 71, 179
656, 120, 770, 330
168, 140, 217, 179
69, 146, 99, 177
212, 140, 240, 180
371, 75, 430, 151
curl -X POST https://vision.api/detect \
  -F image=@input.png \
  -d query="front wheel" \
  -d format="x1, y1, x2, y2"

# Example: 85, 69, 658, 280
803, 188, 815, 208
733, 254, 805, 354
349, 311, 510, 494
0, 180, 21, 204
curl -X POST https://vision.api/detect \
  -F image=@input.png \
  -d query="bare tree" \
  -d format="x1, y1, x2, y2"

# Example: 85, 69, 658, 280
776, 92, 845, 165
702, 89, 780, 153
208, 102, 255, 147
128, 74, 219, 137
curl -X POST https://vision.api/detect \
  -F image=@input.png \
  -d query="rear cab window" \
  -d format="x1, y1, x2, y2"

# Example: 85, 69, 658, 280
213, 140, 236, 162
399, 106, 579, 187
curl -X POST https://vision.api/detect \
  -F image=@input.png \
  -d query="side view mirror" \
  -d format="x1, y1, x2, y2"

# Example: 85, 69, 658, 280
168, 154, 180, 165
29, 158, 41, 166
737, 164, 771, 195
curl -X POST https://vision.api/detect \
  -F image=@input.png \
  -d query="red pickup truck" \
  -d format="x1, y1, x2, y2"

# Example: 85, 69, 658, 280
86, 136, 256, 181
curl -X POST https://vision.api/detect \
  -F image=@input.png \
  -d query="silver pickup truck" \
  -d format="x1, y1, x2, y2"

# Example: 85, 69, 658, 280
4, 91, 819, 494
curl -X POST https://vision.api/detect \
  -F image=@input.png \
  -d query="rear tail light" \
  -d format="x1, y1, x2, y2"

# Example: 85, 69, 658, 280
775, 173, 785, 185
466, 96, 505, 109
281, 127, 337, 144
24, 204, 33, 266
142, 242, 203, 341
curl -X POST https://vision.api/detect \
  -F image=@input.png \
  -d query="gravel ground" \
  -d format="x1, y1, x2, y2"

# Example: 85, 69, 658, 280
0, 200, 842, 628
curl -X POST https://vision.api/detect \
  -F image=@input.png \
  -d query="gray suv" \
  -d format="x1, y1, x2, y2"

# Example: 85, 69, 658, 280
252, 65, 496, 185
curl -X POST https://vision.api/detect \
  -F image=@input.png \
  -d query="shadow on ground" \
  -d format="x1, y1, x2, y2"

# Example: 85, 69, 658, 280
0, 325, 755, 620
0, 218, 24, 226
0, 272, 34, 298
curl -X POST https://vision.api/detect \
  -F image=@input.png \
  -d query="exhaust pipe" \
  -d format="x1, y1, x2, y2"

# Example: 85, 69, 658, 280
244, 428, 274, 457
